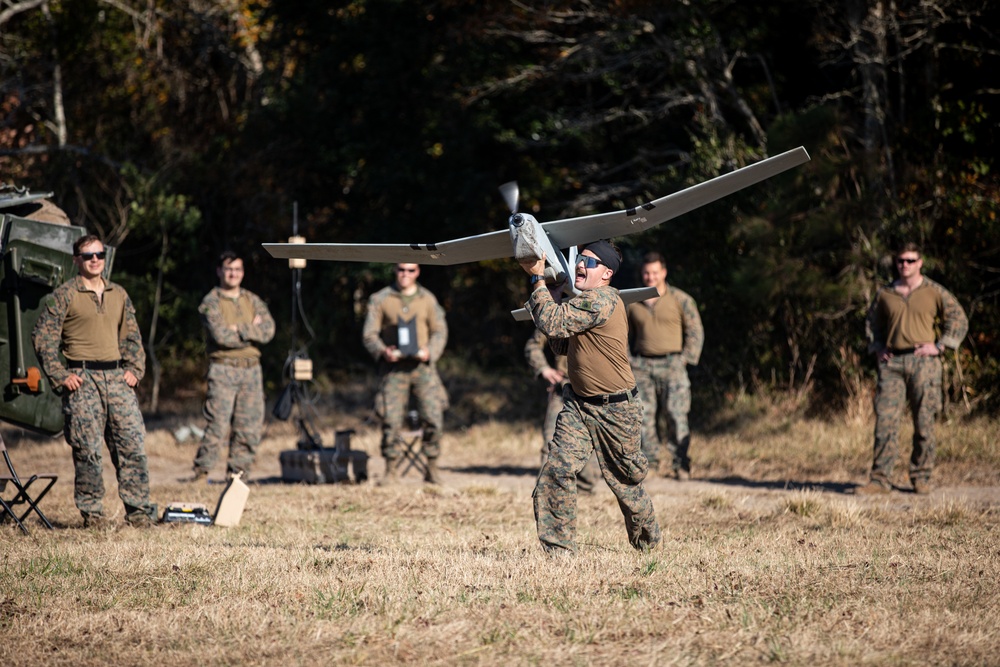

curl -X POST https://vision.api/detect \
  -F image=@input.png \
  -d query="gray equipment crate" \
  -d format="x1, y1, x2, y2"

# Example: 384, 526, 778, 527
280, 430, 368, 484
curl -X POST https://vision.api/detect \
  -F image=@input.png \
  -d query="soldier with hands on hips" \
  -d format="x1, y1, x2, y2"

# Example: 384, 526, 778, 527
32, 234, 157, 528
857, 241, 967, 495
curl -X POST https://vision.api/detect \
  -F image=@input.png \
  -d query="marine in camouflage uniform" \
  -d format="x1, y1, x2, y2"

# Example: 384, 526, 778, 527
520, 241, 661, 555
627, 252, 704, 478
192, 251, 275, 480
362, 263, 448, 484
524, 318, 598, 494
860, 242, 968, 495
31, 235, 156, 526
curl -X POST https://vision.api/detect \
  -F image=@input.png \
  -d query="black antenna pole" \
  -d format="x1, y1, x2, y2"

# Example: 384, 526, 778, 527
279, 200, 322, 450
290, 201, 300, 352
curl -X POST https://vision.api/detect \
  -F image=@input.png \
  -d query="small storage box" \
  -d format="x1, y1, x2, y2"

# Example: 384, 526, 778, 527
279, 430, 367, 484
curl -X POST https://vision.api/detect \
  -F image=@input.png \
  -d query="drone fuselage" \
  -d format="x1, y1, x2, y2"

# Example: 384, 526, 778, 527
508, 212, 579, 296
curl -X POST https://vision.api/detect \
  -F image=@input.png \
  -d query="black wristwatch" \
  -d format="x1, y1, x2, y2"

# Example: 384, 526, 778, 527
531, 274, 544, 285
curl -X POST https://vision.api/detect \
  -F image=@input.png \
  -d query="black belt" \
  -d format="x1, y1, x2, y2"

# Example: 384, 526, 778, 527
635, 352, 679, 359
66, 359, 121, 370
575, 386, 638, 406
889, 348, 916, 355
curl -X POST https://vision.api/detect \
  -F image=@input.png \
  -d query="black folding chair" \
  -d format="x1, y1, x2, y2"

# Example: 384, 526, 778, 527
0, 433, 58, 534
398, 428, 428, 479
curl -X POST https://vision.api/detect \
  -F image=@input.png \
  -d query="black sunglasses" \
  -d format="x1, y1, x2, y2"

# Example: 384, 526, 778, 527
396, 267, 418, 273
576, 256, 605, 269
895, 257, 919, 265
76, 251, 106, 261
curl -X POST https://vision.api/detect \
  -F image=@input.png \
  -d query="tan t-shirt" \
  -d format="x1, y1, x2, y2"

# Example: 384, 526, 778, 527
362, 285, 448, 362
871, 280, 951, 350
568, 296, 634, 396
61, 284, 129, 362
628, 292, 683, 355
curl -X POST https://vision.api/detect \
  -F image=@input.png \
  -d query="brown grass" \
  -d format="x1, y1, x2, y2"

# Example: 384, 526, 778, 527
2, 400, 998, 666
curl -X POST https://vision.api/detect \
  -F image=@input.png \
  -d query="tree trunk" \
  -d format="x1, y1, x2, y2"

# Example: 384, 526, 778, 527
146, 227, 168, 414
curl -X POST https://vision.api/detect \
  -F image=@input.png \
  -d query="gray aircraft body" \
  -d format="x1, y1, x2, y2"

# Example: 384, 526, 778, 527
264, 147, 811, 318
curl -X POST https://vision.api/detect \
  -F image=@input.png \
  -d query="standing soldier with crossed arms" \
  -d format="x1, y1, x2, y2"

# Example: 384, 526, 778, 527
191, 250, 275, 482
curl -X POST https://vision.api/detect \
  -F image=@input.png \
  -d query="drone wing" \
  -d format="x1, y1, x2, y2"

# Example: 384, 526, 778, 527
264, 146, 809, 265
263, 229, 511, 266
541, 146, 810, 249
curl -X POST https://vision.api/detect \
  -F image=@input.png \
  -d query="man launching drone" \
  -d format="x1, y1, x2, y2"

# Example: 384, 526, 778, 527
519, 240, 661, 555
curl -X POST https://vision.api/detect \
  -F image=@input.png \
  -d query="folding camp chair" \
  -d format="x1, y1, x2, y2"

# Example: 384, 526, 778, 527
0, 433, 58, 535
398, 428, 428, 480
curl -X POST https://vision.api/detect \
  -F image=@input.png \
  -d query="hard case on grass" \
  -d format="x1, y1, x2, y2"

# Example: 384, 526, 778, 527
279, 430, 368, 484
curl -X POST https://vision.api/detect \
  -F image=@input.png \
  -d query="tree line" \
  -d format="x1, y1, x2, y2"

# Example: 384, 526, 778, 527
1, 0, 997, 416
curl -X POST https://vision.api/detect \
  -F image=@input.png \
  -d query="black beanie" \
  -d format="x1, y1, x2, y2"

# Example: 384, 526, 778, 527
582, 239, 620, 274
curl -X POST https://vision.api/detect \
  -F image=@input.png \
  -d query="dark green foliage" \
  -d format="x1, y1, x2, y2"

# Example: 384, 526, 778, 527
1, 0, 998, 415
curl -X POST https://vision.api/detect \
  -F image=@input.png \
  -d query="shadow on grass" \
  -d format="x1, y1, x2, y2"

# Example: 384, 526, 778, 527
699, 475, 857, 495
446, 464, 538, 477
239, 465, 541, 484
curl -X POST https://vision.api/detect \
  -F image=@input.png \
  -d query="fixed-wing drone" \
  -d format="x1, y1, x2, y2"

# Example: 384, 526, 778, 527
264, 146, 810, 319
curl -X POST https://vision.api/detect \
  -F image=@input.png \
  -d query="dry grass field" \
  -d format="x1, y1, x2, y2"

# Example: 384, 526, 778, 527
2, 392, 998, 666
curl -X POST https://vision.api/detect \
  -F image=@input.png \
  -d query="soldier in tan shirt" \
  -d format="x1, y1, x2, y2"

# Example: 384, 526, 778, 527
362, 263, 449, 484
857, 242, 968, 495
32, 235, 156, 528
524, 286, 598, 494
520, 240, 660, 555
628, 251, 703, 479
191, 251, 275, 481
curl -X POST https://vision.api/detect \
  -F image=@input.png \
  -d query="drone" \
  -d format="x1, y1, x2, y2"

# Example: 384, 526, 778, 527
263, 147, 810, 319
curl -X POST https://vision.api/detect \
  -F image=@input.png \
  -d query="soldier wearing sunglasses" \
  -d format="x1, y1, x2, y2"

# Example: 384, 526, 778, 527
32, 234, 157, 528
858, 242, 968, 495
363, 263, 449, 485
520, 240, 661, 555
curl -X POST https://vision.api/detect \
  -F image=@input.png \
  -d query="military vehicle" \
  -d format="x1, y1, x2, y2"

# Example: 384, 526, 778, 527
0, 184, 114, 435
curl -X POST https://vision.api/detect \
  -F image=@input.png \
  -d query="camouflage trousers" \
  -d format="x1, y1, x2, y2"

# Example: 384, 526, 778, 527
872, 353, 942, 484
632, 354, 692, 472
375, 360, 447, 460
539, 385, 598, 494
194, 362, 265, 476
533, 389, 661, 554
62, 369, 156, 522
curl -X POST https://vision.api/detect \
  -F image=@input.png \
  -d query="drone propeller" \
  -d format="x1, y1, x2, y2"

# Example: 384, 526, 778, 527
499, 181, 519, 215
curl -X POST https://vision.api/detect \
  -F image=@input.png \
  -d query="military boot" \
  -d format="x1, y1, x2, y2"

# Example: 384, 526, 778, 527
378, 457, 399, 486
424, 457, 442, 485
186, 468, 209, 484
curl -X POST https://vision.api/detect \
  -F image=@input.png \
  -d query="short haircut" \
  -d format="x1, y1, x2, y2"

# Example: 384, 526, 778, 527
895, 241, 921, 257
73, 234, 103, 256
641, 251, 666, 268
218, 250, 241, 267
